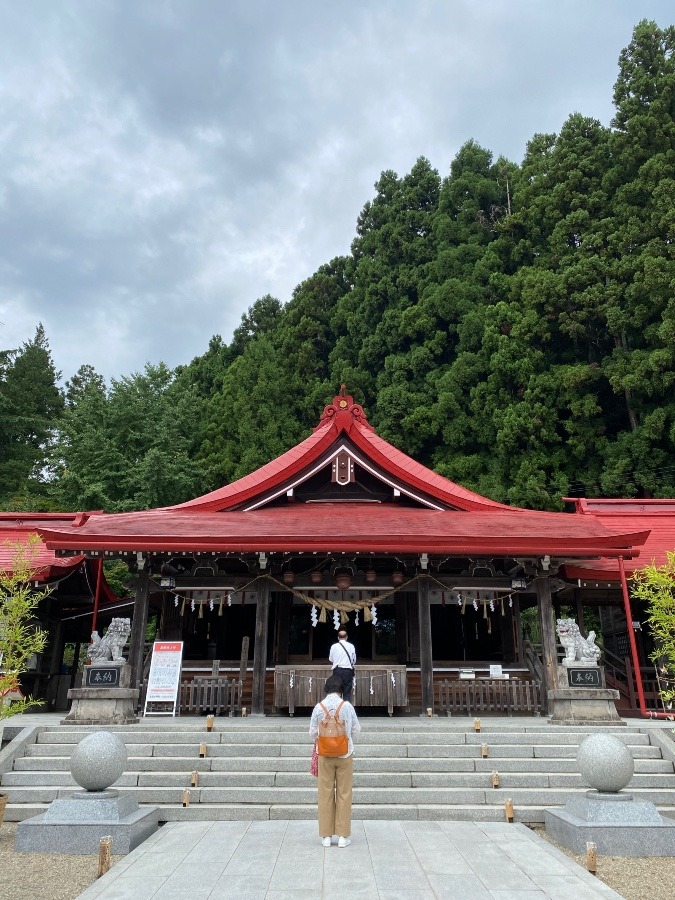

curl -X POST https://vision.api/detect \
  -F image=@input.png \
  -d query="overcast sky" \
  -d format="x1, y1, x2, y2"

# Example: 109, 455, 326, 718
0, 1, 671, 384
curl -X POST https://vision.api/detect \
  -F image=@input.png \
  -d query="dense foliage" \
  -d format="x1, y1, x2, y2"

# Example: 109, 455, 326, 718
1, 21, 673, 513
632, 551, 675, 706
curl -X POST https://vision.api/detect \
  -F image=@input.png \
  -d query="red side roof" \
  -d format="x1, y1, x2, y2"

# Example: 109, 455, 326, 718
168, 390, 511, 513
0, 521, 86, 582
562, 499, 675, 581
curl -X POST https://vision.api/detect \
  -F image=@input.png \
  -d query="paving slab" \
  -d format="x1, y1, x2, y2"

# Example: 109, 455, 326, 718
75, 819, 625, 900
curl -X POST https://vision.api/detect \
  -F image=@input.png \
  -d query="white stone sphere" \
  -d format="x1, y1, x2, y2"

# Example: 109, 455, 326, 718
577, 733, 634, 793
70, 731, 128, 792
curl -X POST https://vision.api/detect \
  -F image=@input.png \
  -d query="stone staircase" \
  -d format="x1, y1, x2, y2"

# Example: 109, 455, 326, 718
2, 720, 675, 825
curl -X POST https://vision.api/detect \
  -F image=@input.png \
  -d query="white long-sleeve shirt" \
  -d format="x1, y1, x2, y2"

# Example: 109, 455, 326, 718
309, 692, 361, 757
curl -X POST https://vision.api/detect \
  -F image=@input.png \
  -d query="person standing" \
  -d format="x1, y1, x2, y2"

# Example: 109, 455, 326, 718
309, 673, 361, 847
329, 628, 356, 703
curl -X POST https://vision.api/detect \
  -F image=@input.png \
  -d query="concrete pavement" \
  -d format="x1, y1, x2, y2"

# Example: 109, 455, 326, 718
75, 819, 623, 900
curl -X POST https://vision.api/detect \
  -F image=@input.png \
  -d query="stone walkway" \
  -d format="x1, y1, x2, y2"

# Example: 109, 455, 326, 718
76, 819, 623, 900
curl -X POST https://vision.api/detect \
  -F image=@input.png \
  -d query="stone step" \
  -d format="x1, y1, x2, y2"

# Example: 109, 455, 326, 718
22, 740, 666, 760
6, 769, 674, 792
13, 752, 673, 775
6, 799, 675, 826
35, 728, 652, 746
4, 783, 675, 808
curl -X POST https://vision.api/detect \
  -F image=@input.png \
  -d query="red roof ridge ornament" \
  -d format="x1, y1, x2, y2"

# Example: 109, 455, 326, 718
315, 386, 373, 434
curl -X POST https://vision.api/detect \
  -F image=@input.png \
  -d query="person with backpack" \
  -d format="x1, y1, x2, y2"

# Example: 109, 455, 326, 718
329, 628, 356, 702
309, 673, 361, 848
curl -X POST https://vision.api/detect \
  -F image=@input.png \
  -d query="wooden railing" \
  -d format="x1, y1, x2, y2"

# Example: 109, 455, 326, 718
140, 672, 242, 717
274, 665, 408, 716
436, 678, 542, 716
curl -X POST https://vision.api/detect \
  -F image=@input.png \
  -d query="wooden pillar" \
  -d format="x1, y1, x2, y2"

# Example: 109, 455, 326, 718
252, 577, 270, 715
536, 575, 558, 711
574, 590, 586, 635
418, 576, 433, 713
128, 572, 150, 689
274, 593, 291, 665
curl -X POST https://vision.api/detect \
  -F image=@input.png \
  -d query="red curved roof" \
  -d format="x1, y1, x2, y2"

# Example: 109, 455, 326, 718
37, 504, 649, 558
168, 391, 511, 513
34, 393, 651, 562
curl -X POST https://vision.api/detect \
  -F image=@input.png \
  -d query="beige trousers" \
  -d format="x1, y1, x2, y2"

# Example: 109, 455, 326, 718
317, 753, 353, 838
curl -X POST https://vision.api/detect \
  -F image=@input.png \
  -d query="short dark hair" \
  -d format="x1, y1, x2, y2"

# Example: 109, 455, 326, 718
337, 629, 348, 639
325, 674, 344, 695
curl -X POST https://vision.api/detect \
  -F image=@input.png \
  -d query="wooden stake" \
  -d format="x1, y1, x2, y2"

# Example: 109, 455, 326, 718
492, 771, 500, 789
97, 836, 112, 878
504, 799, 514, 823
191, 770, 199, 787
182, 789, 191, 807
206, 715, 215, 732
473, 717, 481, 732
586, 842, 597, 875
199, 742, 207, 758
481, 743, 489, 758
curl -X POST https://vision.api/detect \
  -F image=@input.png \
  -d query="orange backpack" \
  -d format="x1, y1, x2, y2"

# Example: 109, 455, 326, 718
317, 700, 348, 757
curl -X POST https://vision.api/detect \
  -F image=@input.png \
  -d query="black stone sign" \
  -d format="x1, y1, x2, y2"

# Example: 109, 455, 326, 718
567, 667, 602, 688
85, 667, 121, 688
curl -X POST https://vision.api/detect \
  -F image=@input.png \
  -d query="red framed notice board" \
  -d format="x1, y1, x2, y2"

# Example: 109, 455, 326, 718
144, 641, 183, 716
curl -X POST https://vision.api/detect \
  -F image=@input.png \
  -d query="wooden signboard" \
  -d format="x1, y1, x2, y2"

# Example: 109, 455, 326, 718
144, 641, 183, 716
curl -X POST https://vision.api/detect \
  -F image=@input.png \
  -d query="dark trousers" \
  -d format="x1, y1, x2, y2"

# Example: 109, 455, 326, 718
334, 666, 354, 703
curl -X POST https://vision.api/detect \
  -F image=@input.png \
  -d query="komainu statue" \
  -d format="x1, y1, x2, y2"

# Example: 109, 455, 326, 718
556, 618, 601, 666
88, 617, 132, 666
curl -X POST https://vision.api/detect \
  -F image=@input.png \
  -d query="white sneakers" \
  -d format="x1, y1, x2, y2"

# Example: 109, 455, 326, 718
322, 836, 351, 848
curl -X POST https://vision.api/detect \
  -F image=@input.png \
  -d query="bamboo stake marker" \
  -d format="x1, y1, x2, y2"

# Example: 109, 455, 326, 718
504, 799, 514, 823
481, 743, 489, 758
206, 715, 215, 732
491, 771, 500, 789
586, 842, 597, 875
97, 836, 112, 878
191, 770, 199, 787
473, 718, 481, 732
199, 742, 207, 758
182, 789, 191, 807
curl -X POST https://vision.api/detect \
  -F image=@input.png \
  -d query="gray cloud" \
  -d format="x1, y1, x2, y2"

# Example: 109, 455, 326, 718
0, 0, 671, 382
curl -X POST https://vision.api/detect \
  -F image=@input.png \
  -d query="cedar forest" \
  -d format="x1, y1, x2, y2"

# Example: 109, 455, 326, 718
1, 21, 674, 515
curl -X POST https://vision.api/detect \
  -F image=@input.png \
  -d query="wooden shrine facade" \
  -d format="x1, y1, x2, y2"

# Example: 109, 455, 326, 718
37, 389, 654, 716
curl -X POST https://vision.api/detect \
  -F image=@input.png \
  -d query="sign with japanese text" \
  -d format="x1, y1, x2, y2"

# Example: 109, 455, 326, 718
144, 641, 183, 716
85, 667, 120, 688
567, 667, 602, 688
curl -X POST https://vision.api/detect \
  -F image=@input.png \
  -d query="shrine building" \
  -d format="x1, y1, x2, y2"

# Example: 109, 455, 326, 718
34, 389, 671, 717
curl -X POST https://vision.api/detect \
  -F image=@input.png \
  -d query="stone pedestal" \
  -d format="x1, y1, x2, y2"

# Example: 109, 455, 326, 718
548, 665, 623, 726
62, 664, 139, 725
14, 789, 158, 855
545, 790, 675, 856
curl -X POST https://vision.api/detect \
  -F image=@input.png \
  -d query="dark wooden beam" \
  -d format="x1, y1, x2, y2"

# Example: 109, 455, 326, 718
418, 575, 434, 713
536, 575, 558, 712
251, 577, 271, 715
128, 572, 150, 690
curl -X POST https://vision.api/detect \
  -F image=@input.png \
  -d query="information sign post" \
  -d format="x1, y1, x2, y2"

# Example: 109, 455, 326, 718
143, 641, 183, 717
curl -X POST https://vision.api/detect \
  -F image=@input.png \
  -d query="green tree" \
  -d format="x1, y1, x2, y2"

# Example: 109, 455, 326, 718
0, 325, 63, 508
51, 362, 208, 511
632, 551, 675, 707
0, 537, 49, 719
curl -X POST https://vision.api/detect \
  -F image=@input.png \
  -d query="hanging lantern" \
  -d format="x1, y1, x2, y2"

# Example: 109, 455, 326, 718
336, 573, 351, 590
365, 569, 377, 584
392, 570, 404, 586
310, 571, 323, 584
283, 570, 295, 585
